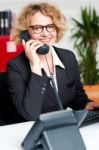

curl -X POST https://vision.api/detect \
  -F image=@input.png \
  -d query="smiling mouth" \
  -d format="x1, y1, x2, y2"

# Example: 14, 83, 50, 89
40, 39, 51, 42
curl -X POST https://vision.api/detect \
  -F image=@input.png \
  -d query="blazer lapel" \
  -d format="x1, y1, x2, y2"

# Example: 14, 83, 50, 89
56, 67, 67, 98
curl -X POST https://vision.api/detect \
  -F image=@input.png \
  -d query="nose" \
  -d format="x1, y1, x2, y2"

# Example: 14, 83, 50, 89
41, 27, 49, 36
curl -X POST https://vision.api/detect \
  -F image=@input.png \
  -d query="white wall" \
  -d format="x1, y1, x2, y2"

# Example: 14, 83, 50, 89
0, 0, 99, 58
0, 0, 99, 14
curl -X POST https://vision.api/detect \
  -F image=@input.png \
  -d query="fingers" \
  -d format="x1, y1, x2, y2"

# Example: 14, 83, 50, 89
23, 39, 43, 54
85, 102, 99, 110
85, 102, 95, 110
22, 39, 44, 65
94, 103, 99, 108
29, 41, 43, 53
85, 105, 94, 110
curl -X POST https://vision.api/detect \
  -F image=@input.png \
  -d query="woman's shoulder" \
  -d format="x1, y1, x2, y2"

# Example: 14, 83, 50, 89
7, 51, 27, 65
53, 46, 76, 59
7, 51, 30, 72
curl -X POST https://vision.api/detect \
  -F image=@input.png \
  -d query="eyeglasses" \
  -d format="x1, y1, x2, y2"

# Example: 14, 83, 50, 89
29, 24, 56, 34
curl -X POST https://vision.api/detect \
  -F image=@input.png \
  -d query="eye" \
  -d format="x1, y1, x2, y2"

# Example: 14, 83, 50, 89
33, 26, 42, 32
47, 24, 56, 32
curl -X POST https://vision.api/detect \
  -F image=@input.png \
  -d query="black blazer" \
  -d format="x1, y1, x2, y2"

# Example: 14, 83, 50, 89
7, 47, 90, 121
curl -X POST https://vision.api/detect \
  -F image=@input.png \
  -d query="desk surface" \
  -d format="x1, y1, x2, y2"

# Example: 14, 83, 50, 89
0, 121, 99, 150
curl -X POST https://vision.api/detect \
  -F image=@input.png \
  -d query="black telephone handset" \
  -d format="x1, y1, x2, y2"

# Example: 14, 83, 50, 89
20, 30, 49, 55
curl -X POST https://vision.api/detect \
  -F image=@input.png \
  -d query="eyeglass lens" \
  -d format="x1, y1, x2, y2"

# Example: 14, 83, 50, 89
29, 24, 56, 34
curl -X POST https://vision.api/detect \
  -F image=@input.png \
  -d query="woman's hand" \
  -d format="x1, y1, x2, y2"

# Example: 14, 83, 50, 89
22, 39, 43, 75
22, 39, 43, 64
85, 102, 99, 110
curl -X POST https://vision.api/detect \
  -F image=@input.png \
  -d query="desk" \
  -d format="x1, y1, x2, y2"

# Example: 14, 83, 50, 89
0, 121, 99, 150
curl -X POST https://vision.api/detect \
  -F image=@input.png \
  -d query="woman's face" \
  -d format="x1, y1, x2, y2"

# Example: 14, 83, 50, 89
28, 12, 57, 47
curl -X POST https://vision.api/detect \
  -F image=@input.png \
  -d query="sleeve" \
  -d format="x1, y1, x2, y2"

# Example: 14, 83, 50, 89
7, 61, 50, 121
68, 53, 91, 110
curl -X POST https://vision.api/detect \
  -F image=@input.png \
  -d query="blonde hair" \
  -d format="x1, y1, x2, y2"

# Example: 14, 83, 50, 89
11, 2, 67, 43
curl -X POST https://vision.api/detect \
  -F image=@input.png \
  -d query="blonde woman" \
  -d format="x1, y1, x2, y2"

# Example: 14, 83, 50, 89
7, 2, 99, 121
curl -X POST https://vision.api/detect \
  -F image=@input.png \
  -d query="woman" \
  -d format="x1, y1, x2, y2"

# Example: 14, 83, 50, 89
7, 2, 99, 121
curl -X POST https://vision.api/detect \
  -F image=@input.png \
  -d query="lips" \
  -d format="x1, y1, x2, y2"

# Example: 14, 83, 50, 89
39, 38, 51, 43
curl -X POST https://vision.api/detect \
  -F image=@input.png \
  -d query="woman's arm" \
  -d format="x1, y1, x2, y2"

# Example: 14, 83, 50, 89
68, 53, 91, 110
7, 61, 50, 120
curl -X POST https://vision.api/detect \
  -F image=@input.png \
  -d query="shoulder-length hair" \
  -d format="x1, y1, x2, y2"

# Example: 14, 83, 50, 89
11, 2, 67, 43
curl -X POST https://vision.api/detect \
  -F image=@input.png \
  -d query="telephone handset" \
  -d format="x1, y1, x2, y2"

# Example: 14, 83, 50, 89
20, 30, 49, 55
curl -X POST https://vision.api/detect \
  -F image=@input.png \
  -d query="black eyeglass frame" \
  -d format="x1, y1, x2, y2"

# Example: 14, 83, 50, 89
29, 24, 57, 34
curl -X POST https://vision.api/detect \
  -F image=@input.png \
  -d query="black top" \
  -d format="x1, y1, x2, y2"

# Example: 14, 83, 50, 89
7, 46, 90, 121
